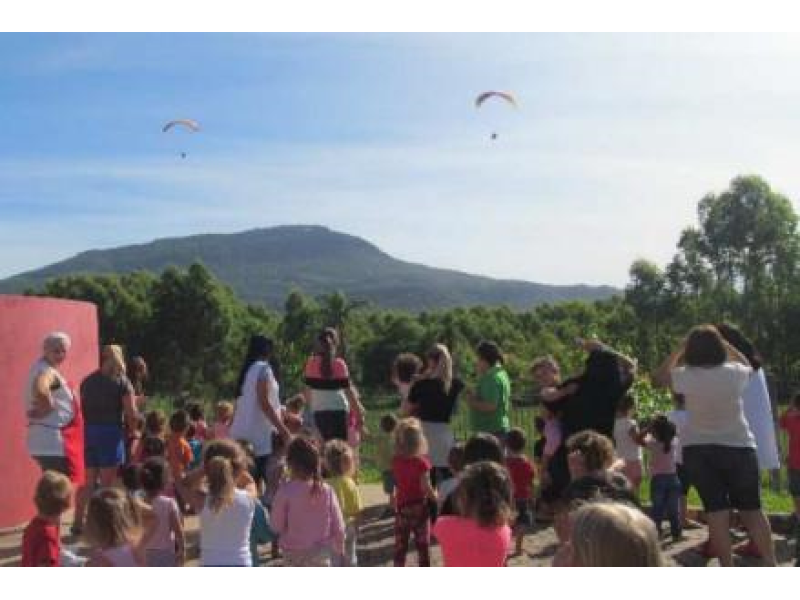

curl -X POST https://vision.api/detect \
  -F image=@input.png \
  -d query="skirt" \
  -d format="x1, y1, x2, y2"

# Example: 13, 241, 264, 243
421, 421, 454, 468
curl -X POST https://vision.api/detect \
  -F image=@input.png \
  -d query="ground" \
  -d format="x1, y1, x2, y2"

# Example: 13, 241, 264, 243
1, 484, 797, 567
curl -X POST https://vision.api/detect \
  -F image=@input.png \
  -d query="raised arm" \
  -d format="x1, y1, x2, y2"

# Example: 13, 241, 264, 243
653, 346, 685, 389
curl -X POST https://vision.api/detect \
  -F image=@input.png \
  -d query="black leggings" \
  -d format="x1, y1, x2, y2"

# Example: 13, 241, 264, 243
314, 410, 348, 442
542, 445, 570, 503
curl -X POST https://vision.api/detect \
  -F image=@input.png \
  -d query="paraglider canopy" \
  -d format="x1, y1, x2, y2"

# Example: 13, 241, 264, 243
475, 91, 517, 109
162, 119, 200, 133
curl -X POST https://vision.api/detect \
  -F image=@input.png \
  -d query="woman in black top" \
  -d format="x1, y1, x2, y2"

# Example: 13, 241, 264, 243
403, 343, 464, 486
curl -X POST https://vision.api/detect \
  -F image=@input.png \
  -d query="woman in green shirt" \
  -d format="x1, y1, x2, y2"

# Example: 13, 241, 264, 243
467, 341, 511, 442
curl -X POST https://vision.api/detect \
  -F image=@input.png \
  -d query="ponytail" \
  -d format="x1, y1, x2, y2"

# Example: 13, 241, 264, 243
317, 328, 339, 379
207, 456, 235, 514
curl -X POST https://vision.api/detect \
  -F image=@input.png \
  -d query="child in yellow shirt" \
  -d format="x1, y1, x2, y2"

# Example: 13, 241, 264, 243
324, 439, 363, 566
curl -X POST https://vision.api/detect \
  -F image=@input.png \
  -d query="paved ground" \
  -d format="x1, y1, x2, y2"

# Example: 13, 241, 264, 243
2, 484, 797, 567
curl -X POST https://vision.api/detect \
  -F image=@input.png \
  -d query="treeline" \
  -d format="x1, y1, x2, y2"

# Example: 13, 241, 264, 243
27, 175, 800, 404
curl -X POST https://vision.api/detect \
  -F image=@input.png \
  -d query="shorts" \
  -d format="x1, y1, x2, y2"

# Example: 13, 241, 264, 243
33, 455, 70, 475
314, 410, 348, 442
676, 463, 692, 496
382, 471, 395, 496
683, 445, 761, 513
84, 424, 125, 469
788, 468, 800, 498
515, 498, 533, 528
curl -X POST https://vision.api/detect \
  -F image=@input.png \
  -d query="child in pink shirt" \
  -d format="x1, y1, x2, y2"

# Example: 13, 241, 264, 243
271, 436, 345, 566
211, 401, 233, 440
433, 461, 513, 567
640, 415, 682, 541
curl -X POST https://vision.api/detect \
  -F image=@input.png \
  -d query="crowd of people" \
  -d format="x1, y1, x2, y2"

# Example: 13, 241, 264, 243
18, 323, 800, 567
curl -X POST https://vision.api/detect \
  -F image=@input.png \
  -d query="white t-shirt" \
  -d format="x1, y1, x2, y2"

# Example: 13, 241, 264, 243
667, 409, 688, 465
200, 488, 256, 567
230, 361, 280, 457
742, 369, 781, 470
25, 359, 75, 457
613, 417, 642, 462
671, 363, 755, 448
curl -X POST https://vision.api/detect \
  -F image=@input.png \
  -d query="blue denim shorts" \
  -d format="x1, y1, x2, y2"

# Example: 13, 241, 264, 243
84, 424, 124, 469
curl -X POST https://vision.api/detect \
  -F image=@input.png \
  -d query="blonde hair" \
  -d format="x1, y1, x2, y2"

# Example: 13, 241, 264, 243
216, 401, 234, 422
426, 344, 453, 394
101, 344, 126, 377
83, 488, 139, 549
324, 439, 354, 477
394, 417, 428, 458
570, 502, 664, 567
203, 439, 246, 513
34, 471, 72, 517
531, 355, 560, 374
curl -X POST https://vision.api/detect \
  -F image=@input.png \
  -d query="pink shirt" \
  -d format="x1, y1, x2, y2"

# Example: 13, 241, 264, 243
543, 417, 562, 456
212, 421, 230, 440
144, 495, 179, 551
271, 480, 345, 554
433, 516, 511, 567
646, 437, 677, 476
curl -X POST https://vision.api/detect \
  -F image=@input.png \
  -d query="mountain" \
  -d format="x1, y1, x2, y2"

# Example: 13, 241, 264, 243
0, 225, 618, 310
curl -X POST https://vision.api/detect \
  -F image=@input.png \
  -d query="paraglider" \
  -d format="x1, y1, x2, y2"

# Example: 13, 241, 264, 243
475, 92, 517, 141
162, 119, 200, 158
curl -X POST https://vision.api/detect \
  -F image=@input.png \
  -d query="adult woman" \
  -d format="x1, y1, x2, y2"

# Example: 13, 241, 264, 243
73, 345, 138, 534
25, 332, 84, 485
655, 325, 776, 566
127, 355, 149, 408
536, 339, 634, 502
466, 341, 511, 441
403, 344, 464, 486
715, 323, 781, 472
230, 335, 290, 490
302, 328, 363, 442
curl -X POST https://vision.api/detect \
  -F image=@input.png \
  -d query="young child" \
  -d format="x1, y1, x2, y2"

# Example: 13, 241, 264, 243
22, 471, 73, 567
282, 394, 306, 435
347, 404, 367, 475
262, 434, 289, 560
84, 488, 143, 566
186, 402, 208, 441
392, 417, 436, 567
505, 427, 535, 556
565, 430, 620, 481
167, 410, 194, 513
641, 415, 683, 541
211, 401, 234, 440
271, 436, 345, 566
126, 414, 145, 466
613, 394, 643, 497
667, 393, 697, 528
393, 353, 423, 415
376, 414, 398, 517
178, 439, 258, 567
324, 439, 363, 566
565, 502, 664, 567
779, 393, 800, 539
186, 424, 203, 471
433, 461, 513, 567
437, 443, 465, 510
136, 458, 185, 566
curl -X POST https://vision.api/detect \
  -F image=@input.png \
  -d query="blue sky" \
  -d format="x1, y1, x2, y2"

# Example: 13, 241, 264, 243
3, 33, 800, 286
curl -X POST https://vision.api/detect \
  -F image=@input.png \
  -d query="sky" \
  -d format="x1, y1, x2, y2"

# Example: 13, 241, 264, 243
3, 33, 800, 287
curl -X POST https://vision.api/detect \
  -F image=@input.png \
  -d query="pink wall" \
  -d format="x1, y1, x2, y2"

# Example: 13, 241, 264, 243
0, 295, 98, 529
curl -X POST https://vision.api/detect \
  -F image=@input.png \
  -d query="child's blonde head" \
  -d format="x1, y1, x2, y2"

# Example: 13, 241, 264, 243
83, 488, 139, 549
286, 394, 305, 415
394, 417, 427, 458
324, 439, 355, 478
215, 401, 234, 422
34, 471, 72, 518
569, 502, 664, 567
203, 439, 247, 514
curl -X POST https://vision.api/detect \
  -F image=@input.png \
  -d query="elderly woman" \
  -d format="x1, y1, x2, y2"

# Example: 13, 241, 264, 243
655, 325, 777, 567
25, 332, 84, 483
71, 344, 139, 534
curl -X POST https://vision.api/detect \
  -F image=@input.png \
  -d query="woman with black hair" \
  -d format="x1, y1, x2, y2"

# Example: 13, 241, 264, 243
230, 335, 290, 491
715, 323, 781, 473
302, 328, 363, 442
466, 341, 511, 442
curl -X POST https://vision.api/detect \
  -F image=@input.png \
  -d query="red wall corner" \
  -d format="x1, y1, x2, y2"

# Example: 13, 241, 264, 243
0, 295, 98, 529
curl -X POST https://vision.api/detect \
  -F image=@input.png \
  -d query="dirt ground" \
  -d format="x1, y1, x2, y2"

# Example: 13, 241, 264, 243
1, 484, 797, 567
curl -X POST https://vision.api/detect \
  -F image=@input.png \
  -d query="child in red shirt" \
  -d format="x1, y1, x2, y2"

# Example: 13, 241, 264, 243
22, 471, 73, 566
505, 427, 535, 556
779, 393, 800, 522
391, 418, 436, 567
